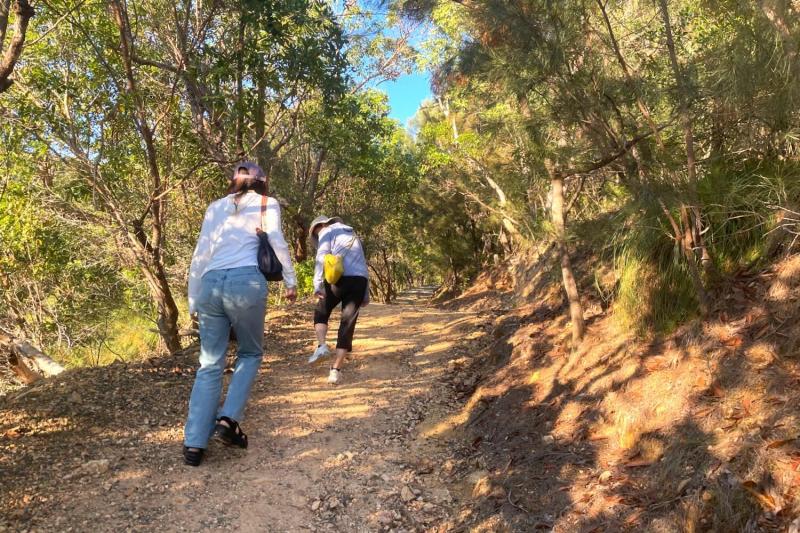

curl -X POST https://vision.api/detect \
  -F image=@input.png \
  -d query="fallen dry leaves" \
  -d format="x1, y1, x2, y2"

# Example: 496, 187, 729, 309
721, 335, 744, 349
766, 437, 797, 450
740, 480, 781, 512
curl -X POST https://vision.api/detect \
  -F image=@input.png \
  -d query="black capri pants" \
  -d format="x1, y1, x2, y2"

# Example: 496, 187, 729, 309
313, 276, 368, 351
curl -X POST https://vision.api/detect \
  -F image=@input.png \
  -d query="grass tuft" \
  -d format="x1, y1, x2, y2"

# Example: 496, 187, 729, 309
610, 204, 698, 334
51, 310, 160, 367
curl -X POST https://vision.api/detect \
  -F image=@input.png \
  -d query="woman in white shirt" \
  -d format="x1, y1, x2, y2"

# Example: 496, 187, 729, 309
183, 162, 296, 466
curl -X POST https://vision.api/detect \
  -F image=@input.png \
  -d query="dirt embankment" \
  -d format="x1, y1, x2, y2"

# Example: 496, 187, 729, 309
434, 249, 800, 532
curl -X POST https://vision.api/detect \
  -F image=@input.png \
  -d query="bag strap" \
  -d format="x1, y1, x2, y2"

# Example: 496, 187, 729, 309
260, 194, 267, 232
332, 232, 357, 255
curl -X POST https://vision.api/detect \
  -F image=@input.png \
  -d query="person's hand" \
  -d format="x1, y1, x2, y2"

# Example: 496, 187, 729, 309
285, 287, 297, 303
315, 291, 325, 300
255, 226, 264, 235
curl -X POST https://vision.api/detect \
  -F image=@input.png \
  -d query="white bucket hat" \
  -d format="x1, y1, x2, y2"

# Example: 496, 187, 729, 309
309, 215, 342, 244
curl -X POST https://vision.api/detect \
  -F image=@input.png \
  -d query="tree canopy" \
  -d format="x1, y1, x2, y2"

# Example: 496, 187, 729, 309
2, 0, 800, 361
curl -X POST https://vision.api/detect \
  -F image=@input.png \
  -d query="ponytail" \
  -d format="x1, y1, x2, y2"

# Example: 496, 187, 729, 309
228, 168, 268, 212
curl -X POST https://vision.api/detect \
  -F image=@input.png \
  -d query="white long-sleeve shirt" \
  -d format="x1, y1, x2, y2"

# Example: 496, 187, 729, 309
313, 222, 369, 302
188, 192, 297, 313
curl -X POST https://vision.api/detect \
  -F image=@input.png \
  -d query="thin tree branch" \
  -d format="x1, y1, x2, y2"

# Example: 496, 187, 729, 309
557, 123, 670, 179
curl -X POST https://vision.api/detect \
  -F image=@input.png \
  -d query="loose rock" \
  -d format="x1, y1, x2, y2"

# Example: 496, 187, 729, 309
376, 510, 394, 525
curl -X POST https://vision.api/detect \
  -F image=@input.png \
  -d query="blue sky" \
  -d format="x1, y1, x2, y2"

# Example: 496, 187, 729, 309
380, 71, 432, 127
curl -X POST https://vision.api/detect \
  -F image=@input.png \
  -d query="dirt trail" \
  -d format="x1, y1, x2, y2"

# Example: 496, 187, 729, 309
1, 290, 485, 532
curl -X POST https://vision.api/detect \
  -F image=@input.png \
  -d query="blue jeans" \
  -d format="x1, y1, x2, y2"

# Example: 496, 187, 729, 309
184, 266, 267, 449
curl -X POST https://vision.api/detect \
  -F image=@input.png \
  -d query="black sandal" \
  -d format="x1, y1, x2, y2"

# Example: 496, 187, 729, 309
183, 446, 205, 466
214, 416, 248, 449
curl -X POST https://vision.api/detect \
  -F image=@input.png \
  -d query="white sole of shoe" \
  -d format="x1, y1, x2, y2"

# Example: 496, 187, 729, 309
309, 353, 330, 366
308, 346, 331, 366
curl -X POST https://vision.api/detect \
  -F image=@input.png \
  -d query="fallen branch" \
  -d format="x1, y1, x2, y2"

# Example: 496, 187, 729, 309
507, 488, 531, 514
1, 333, 65, 384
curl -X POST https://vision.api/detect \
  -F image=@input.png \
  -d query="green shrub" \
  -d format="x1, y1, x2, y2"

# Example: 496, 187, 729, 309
294, 258, 316, 297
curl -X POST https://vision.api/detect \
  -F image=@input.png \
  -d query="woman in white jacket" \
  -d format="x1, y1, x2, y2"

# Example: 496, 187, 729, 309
183, 162, 296, 466
307, 216, 369, 385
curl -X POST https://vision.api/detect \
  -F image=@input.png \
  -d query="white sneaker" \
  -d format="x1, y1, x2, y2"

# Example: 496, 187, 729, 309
308, 344, 331, 365
327, 368, 340, 385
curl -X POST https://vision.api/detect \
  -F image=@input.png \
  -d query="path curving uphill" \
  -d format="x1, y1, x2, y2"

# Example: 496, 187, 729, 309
1, 290, 483, 532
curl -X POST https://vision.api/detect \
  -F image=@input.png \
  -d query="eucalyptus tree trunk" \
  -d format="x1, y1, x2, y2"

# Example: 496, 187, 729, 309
546, 162, 585, 344
254, 66, 271, 183
291, 217, 307, 263
234, 12, 246, 157
110, 0, 182, 352
295, 148, 328, 261
658, 0, 714, 305
595, 0, 709, 314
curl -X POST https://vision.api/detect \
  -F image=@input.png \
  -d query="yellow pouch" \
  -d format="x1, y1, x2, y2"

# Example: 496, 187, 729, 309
323, 254, 344, 284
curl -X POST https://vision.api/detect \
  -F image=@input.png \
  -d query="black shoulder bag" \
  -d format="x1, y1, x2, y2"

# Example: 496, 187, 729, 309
257, 195, 283, 282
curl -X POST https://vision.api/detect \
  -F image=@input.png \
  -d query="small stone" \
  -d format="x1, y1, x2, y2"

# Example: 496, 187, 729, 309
400, 485, 415, 503
542, 435, 555, 444
429, 487, 452, 503
598, 471, 612, 484
422, 503, 436, 513
376, 510, 394, 525
311, 500, 321, 511
66, 459, 110, 480
416, 459, 435, 474
701, 490, 714, 502
327, 497, 339, 510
